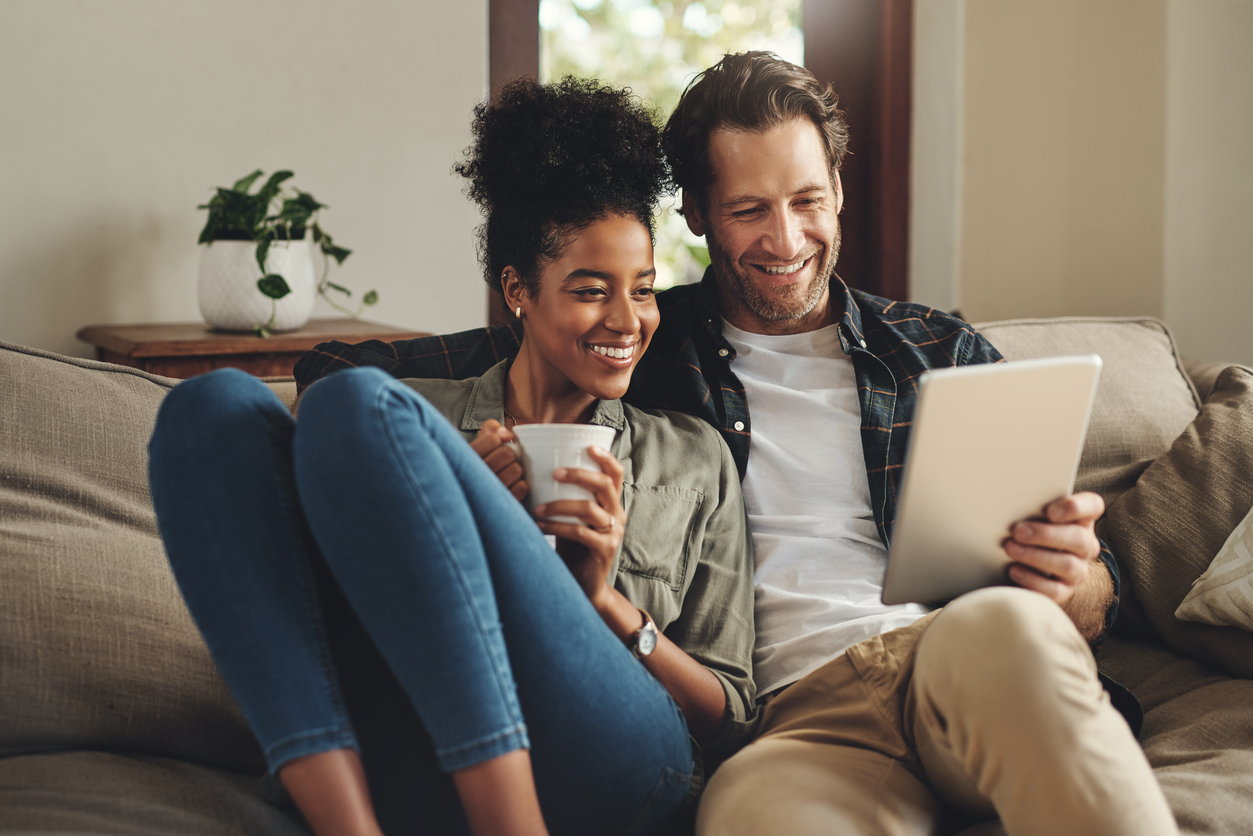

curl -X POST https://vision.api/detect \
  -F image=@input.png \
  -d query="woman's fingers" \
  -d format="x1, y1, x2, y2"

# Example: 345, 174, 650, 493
470, 420, 527, 499
531, 445, 625, 600
470, 419, 512, 456
549, 445, 624, 513
537, 517, 615, 544
535, 498, 616, 530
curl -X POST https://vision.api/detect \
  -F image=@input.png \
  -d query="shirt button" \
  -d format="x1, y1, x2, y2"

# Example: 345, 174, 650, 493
733, 421, 745, 431
718, 348, 730, 357
859, 339, 868, 348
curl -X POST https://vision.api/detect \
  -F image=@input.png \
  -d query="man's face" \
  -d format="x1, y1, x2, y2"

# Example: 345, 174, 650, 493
684, 118, 842, 335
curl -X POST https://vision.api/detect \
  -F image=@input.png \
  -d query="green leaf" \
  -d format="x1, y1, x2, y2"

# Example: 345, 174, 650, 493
310, 223, 325, 243
292, 190, 324, 212
232, 169, 265, 193
278, 196, 316, 229
362, 290, 378, 306
255, 239, 272, 272
257, 170, 294, 205
257, 274, 291, 300
326, 245, 352, 265
326, 281, 351, 296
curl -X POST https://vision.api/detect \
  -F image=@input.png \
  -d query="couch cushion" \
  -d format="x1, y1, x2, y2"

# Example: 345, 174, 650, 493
0, 340, 263, 772
973, 317, 1200, 510
0, 750, 305, 835
1098, 636, 1253, 836
1095, 366, 1253, 679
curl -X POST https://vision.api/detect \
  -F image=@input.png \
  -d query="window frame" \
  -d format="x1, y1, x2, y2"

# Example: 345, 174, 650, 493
485, 0, 911, 315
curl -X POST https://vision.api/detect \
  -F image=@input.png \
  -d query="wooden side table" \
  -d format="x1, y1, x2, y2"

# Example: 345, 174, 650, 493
77, 319, 431, 379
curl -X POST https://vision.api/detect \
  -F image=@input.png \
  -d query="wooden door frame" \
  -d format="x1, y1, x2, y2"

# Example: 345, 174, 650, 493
804, 0, 912, 302
484, 0, 912, 320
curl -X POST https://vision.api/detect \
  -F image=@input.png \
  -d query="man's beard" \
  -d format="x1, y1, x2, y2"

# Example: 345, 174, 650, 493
705, 225, 840, 324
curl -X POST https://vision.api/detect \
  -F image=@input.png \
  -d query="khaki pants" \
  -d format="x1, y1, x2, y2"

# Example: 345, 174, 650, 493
697, 587, 1177, 836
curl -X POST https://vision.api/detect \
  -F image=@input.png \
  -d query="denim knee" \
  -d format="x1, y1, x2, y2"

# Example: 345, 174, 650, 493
152, 368, 283, 451
298, 366, 395, 418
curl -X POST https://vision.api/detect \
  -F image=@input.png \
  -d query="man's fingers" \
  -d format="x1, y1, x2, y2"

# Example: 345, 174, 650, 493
1011, 519, 1100, 562
1045, 491, 1104, 524
1007, 563, 1071, 604
1005, 541, 1089, 588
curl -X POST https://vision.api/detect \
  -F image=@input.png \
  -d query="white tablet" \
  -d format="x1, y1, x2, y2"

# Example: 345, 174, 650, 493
880, 355, 1102, 606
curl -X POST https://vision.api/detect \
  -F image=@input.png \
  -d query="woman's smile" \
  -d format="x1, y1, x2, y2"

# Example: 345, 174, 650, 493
588, 341, 638, 365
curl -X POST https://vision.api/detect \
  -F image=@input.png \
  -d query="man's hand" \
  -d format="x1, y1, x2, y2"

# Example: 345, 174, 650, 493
1004, 491, 1104, 606
470, 419, 527, 501
1004, 491, 1113, 642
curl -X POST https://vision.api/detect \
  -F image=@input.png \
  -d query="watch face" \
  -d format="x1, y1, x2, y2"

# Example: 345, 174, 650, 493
638, 623, 658, 657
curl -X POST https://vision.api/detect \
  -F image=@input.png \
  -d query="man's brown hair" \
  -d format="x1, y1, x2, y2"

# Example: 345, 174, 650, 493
663, 51, 849, 209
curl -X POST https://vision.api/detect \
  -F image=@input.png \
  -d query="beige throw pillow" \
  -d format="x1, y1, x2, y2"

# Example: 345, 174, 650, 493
1176, 504, 1253, 630
1097, 365, 1253, 678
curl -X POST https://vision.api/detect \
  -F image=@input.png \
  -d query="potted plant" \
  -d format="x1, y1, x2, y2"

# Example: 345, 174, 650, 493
197, 169, 377, 336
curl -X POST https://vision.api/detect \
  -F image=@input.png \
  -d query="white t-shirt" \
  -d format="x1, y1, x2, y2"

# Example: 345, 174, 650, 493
722, 320, 930, 695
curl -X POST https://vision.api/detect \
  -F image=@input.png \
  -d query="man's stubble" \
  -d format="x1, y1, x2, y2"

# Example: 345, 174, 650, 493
705, 220, 841, 327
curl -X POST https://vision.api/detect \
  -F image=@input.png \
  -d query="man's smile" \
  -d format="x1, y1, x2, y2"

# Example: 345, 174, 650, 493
757, 257, 810, 276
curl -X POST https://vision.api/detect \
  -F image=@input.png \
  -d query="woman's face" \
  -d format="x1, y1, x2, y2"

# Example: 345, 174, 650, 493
515, 213, 659, 402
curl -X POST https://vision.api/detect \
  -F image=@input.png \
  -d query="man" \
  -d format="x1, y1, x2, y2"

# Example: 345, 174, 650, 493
295, 53, 1176, 835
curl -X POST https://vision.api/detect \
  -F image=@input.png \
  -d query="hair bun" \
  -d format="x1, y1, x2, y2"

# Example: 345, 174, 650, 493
455, 76, 669, 291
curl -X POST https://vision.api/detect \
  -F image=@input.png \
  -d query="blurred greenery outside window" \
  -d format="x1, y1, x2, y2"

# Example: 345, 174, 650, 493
540, 0, 803, 289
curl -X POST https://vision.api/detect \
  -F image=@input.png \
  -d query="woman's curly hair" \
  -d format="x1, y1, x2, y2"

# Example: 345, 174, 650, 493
455, 76, 668, 298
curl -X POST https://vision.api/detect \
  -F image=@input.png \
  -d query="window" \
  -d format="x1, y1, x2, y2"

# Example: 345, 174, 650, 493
487, 0, 912, 321
540, 0, 803, 290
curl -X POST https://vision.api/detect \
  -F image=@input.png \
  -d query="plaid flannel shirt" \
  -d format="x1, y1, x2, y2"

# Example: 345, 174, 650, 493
294, 269, 1120, 652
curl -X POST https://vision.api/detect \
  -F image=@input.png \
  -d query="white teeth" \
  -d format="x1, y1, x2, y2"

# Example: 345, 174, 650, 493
762, 260, 805, 275
592, 345, 633, 359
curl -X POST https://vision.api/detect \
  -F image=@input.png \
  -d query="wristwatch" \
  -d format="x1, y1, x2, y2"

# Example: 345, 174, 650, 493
631, 609, 659, 659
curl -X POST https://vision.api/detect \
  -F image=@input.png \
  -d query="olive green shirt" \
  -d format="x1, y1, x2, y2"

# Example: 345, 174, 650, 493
402, 360, 758, 759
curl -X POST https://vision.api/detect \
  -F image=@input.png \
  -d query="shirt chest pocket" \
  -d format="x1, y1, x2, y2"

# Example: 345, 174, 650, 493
618, 483, 704, 594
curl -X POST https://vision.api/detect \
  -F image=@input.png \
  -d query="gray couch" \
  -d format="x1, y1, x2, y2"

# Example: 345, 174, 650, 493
2, 316, 1252, 834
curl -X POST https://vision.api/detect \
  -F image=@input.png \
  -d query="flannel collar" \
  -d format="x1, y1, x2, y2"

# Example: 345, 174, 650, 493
691, 267, 870, 356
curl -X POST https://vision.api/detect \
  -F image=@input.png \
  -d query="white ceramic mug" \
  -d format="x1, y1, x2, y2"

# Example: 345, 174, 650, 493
511, 423, 617, 524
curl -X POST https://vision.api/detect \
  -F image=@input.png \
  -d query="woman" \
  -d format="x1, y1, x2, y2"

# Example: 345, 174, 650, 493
148, 77, 755, 836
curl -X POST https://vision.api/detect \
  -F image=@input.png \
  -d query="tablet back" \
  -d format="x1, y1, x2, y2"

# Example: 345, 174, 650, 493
881, 355, 1102, 605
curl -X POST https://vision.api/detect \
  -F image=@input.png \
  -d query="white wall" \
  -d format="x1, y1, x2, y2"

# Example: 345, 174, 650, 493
0, 1, 488, 359
1163, 0, 1253, 366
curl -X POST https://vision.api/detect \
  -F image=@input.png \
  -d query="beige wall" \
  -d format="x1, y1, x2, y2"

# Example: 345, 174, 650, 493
958, 0, 1167, 323
0, 1, 488, 359
1163, 0, 1253, 366
912, 0, 1252, 365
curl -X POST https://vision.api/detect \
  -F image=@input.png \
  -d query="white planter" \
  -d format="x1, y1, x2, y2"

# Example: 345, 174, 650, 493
197, 235, 316, 332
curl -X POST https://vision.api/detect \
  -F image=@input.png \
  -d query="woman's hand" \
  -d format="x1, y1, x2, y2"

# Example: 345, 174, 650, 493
533, 445, 626, 606
470, 420, 528, 502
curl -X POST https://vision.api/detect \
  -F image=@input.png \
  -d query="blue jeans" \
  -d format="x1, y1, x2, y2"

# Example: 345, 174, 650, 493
148, 367, 693, 835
